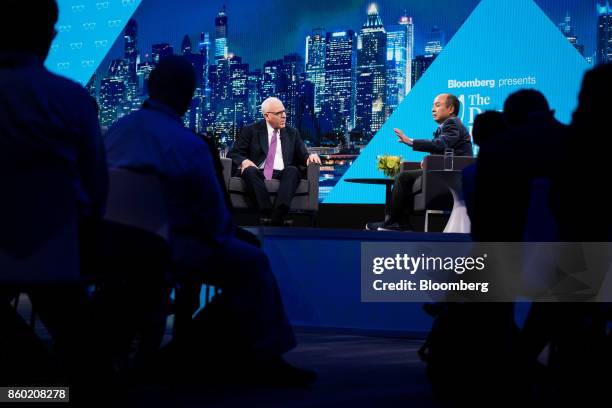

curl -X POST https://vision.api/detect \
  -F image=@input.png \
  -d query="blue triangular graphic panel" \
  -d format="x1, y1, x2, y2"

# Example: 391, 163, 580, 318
46, 0, 143, 86
325, 0, 590, 204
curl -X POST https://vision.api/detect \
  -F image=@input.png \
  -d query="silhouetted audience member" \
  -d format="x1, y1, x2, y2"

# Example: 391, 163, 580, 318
104, 56, 316, 387
0, 0, 170, 387
472, 89, 567, 241
551, 63, 612, 241
543, 63, 612, 402
425, 92, 568, 402
463, 110, 508, 219
420, 111, 514, 402
472, 86, 610, 402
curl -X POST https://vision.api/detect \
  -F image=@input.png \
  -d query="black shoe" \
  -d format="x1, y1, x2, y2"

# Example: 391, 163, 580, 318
270, 216, 284, 226
271, 207, 287, 226
377, 222, 401, 231
259, 216, 273, 226
378, 223, 412, 231
365, 221, 386, 230
365, 219, 403, 230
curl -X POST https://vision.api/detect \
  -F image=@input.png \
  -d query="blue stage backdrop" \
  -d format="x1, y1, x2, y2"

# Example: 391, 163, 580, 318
46, 0, 600, 203
325, 0, 590, 203
46, 0, 143, 86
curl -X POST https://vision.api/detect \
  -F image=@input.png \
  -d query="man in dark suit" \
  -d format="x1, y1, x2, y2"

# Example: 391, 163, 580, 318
366, 93, 473, 231
229, 97, 321, 225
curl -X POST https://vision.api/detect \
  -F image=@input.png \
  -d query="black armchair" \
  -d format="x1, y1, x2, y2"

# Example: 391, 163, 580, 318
220, 158, 320, 223
403, 155, 476, 232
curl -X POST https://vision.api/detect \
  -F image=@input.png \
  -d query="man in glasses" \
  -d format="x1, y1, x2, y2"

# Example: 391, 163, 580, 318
229, 97, 321, 226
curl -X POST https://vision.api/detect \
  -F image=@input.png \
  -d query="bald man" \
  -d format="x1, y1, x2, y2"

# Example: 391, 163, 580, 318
366, 93, 473, 231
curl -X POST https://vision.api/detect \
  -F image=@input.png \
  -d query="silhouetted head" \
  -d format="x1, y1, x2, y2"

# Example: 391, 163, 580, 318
432, 94, 460, 124
572, 63, 612, 131
148, 56, 196, 116
1, 0, 58, 61
503, 89, 551, 127
472, 111, 508, 148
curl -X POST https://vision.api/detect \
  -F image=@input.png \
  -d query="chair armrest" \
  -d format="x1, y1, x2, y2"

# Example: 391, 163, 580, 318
220, 157, 232, 189
307, 163, 320, 210
423, 155, 476, 171
401, 161, 421, 171
422, 155, 443, 170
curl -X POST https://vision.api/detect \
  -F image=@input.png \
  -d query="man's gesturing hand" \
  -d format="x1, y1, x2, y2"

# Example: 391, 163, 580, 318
394, 128, 413, 146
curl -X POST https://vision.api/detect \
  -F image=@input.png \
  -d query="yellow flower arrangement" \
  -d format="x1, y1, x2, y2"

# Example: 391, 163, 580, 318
377, 154, 402, 178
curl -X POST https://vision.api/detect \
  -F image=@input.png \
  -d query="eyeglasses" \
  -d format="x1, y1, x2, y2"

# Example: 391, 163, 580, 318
266, 110, 286, 117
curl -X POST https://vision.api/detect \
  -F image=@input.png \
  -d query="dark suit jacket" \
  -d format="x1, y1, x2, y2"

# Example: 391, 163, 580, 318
228, 120, 309, 175
412, 116, 473, 157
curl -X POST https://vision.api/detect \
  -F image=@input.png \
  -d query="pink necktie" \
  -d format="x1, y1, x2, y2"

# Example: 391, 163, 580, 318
263, 129, 278, 180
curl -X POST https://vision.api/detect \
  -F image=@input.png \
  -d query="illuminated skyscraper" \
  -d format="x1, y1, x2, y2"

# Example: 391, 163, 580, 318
597, 2, 612, 64
229, 55, 249, 141
181, 35, 192, 55
123, 19, 139, 112
355, 4, 387, 138
124, 19, 138, 88
305, 28, 326, 114
322, 30, 356, 133
411, 54, 436, 86
108, 58, 128, 78
215, 6, 228, 59
262, 59, 283, 99
99, 77, 126, 126
209, 57, 233, 145
152, 43, 174, 64
199, 32, 212, 124
180, 34, 205, 132
279, 53, 304, 128
424, 26, 445, 57
558, 12, 584, 56
386, 13, 414, 114
136, 62, 154, 96
246, 69, 262, 123
296, 76, 318, 145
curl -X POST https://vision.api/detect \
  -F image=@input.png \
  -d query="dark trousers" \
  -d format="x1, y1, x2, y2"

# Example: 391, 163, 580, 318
241, 166, 301, 214
171, 227, 261, 339
26, 219, 171, 378
388, 170, 423, 228
174, 236, 297, 361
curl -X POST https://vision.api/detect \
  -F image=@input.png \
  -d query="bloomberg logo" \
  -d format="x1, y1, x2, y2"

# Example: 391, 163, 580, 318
448, 78, 496, 89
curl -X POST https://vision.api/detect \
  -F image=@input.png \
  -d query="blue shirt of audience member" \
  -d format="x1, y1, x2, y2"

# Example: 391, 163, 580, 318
104, 99, 234, 261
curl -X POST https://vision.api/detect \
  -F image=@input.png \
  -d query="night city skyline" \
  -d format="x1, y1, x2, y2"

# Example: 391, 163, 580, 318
95, 0, 602, 70
88, 0, 610, 200
92, 1, 604, 135
92, 0, 604, 130
92, 2, 449, 143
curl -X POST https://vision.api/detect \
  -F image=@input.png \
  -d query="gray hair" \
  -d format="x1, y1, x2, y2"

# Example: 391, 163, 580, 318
261, 97, 283, 115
